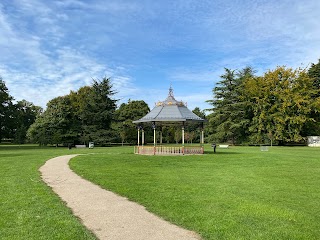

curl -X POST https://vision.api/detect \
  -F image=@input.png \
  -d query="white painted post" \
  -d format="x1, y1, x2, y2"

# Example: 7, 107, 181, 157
142, 129, 144, 146
201, 130, 204, 145
182, 127, 185, 146
182, 126, 185, 155
152, 122, 156, 155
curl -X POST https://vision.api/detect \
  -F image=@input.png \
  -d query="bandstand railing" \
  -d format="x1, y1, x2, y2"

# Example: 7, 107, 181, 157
134, 146, 204, 155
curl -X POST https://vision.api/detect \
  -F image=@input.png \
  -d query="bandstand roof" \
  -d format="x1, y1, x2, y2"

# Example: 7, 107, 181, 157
133, 87, 205, 123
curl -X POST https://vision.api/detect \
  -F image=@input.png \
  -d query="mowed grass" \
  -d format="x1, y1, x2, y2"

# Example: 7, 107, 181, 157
70, 146, 320, 240
0, 145, 100, 240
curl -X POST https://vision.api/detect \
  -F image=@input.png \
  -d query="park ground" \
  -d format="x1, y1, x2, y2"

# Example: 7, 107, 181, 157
0, 144, 320, 239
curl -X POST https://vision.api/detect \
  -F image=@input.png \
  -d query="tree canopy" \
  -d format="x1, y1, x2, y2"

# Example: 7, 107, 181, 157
0, 78, 14, 140
2, 58, 320, 146
206, 67, 255, 144
0, 78, 41, 143
28, 77, 118, 145
113, 100, 150, 145
206, 64, 320, 145
245, 66, 319, 143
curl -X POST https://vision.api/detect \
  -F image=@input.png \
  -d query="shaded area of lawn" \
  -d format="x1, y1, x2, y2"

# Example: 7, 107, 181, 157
70, 146, 320, 240
0, 145, 98, 240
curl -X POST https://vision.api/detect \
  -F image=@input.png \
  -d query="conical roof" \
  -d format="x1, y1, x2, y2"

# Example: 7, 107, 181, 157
133, 87, 204, 123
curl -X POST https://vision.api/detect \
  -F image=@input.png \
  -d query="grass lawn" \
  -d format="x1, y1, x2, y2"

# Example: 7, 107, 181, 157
69, 145, 320, 240
0, 145, 100, 240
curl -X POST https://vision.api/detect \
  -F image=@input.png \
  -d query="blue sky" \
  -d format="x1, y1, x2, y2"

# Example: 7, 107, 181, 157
1, 0, 320, 111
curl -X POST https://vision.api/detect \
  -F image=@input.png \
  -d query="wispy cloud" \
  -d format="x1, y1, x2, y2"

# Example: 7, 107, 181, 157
0, 0, 135, 108
1, 0, 320, 111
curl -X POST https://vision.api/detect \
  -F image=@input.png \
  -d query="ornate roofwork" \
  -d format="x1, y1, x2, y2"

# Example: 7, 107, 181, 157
133, 87, 205, 123
155, 86, 186, 107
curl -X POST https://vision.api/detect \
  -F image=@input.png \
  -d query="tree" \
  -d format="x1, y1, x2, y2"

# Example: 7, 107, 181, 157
27, 114, 50, 145
0, 78, 14, 141
304, 59, 320, 135
174, 128, 182, 144
27, 95, 75, 146
245, 66, 319, 143
192, 107, 206, 120
28, 77, 118, 146
308, 59, 320, 95
0, 77, 41, 144
79, 77, 118, 144
162, 126, 175, 143
13, 100, 42, 144
182, 107, 206, 143
114, 100, 150, 144
184, 131, 196, 144
206, 67, 255, 144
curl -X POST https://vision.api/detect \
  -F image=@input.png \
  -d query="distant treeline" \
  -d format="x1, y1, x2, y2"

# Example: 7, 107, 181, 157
0, 78, 41, 144
205, 61, 320, 145
1, 59, 319, 146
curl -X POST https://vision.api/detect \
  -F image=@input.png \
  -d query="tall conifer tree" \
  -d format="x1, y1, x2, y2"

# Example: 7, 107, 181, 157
206, 67, 254, 144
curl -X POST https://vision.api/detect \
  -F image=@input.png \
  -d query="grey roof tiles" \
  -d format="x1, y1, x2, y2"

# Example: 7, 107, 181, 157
133, 87, 204, 123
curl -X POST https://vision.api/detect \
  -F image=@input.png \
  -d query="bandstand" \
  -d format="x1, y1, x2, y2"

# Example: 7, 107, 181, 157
133, 87, 205, 155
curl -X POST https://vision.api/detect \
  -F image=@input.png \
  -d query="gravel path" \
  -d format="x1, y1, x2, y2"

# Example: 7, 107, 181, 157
40, 155, 201, 240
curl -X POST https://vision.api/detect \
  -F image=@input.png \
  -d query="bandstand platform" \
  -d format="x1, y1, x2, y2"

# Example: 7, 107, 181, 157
133, 86, 206, 155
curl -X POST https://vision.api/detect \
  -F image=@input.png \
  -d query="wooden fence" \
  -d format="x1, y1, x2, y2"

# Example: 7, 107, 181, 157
134, 146, 204, 155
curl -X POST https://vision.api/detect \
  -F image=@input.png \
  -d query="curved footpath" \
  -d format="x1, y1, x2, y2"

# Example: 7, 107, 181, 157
40, 155, 201, 240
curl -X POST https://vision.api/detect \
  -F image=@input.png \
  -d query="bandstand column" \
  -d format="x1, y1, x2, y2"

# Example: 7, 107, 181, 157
182, 126, 185, 146
182, 123, 185, 155
202, 123, 205, 145
152, 122, 156, 155
137, 126, 140, 154
142, 129, 145, 146
153, 123, 156, 146
200, 123, 204, 154
201, 130, 204, 145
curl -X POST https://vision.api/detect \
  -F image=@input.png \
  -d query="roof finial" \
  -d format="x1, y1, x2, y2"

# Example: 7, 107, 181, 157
168, 83, 174, 97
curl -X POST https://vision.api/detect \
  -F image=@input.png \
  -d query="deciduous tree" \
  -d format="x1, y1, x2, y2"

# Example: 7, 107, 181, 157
0, 78, 14, 141
28, 77, 118, 145
245, 66, 318, 143
114, 100, 150, 144
13, 100, 42, 143
27, 95, 75, 145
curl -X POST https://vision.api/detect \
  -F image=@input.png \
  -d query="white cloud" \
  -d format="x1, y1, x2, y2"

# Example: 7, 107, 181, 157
0, 1, 138, 108
54, 0, 139, 13
1, 0, 320, 112
113, 76, 138, 98
0, 44, 135, 108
